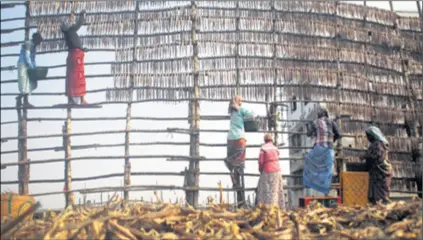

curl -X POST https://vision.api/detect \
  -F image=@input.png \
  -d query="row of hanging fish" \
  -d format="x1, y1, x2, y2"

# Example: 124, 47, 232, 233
112, 73, 194, 89
391, 178, 419, 192
349, 134, 420, 153
28, 2, 420, 39
116, 45, 194, 62
111, 59, 193, 75
135, 88, 192, 101
199, 86, 275, 102
410, 76, 423, 100
341, 121, 410, 138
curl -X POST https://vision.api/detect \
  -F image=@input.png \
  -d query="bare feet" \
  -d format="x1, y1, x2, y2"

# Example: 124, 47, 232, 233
81, 96, 88, 105
23, 103, 34, 108
68, 98, 77, 105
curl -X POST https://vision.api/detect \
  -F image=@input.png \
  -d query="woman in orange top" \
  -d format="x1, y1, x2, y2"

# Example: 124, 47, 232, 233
256, 134, 285, 210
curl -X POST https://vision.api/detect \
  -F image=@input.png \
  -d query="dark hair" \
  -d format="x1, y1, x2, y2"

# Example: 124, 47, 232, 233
317, 108, 329, 118
32, 32, 43, 42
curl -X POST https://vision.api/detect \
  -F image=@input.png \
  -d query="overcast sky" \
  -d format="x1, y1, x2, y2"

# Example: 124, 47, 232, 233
1, 1, 421, 210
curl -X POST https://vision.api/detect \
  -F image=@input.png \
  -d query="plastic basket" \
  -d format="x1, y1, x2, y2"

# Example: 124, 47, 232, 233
1, 193, 35, 220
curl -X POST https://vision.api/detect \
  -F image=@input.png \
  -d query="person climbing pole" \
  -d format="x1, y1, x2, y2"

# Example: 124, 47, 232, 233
61, 10, 89, 105
16, 32, 44, 107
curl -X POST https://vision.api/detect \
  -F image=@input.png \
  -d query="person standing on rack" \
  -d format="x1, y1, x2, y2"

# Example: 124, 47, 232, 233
256, 134, 285, 210
225, 95, 254, 207
303, 106, 341, 195
361, 126, 392, 204
61, 10, 89, 105
17, 32, 43, 107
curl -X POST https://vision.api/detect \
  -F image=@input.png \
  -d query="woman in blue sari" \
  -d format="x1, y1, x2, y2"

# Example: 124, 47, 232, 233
303, 107, 341, 195
17, 32, 43, 107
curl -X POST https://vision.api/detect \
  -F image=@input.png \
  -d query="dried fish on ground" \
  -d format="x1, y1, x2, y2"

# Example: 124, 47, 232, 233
1, 199, 421, 240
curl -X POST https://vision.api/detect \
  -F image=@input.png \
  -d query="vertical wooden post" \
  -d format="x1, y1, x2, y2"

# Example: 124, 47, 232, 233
186, 0, 200, 207
123, 0, 139, 206
271, 0, 278, 145
416, 0, 423, 198
64, 3, 75, 207
17, 1, 31, 196
334, 1, 345, 187
235, 2, 240, 95
363, 1, 375, 124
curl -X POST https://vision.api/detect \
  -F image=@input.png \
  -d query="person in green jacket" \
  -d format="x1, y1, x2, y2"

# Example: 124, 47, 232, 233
225, 95, 254, 206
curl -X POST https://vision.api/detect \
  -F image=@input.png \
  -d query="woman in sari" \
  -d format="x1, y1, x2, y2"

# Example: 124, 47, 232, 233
362, 126, 392, 204
61, 10, 88, 105
303, 107, 341, 195
256, 134, 285, 209
226, 95, 254, 206
17, 32, 43, 107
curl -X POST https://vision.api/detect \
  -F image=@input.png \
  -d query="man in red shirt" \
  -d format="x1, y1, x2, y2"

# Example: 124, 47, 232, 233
256, 134, 285, 210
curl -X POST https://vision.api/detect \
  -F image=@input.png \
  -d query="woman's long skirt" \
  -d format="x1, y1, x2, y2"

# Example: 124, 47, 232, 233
66, 49, 86, 98
256, 172, 285, 210
17, 62, 35, 94
225, 138, 247, 171
368, 170, 392, 204
303, 145, 334, 194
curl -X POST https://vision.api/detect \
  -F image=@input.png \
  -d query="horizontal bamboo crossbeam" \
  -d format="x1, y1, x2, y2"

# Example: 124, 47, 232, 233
0, 156, 305, 169
29, 183, 344, 197
1, 73, 113, 84
0, 116, 414, 131
0, 155, 204, 168
1, 173, 414, 185
0, 82, 414, 101
1, 26, 35, 34
0, 3, 24, 9
0, 16, 26, 23
2, 98, 421, 112
0, 142, 286, 154
0, 48, 116, 58
0, 172, 309, 185
1, 127, 361, 142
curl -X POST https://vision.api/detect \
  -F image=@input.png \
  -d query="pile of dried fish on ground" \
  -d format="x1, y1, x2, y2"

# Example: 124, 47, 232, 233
1, 200, 421, 239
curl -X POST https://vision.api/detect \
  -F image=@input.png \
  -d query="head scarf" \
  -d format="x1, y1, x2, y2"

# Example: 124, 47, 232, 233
264, 134, 273, 142
317, 106, 329, 118
365, 126, 389, 146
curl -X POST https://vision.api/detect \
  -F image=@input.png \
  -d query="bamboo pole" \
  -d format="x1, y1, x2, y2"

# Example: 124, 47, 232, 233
334, 1, 345, 191
17, 1, 31, 195
186, 0, 200, 207
416, 0, 423, 199
64, 3, 75, 207
271, 0, 278, 146
235, 1, 240, 95
123, 0, 139, 205
363, 1, 375, 125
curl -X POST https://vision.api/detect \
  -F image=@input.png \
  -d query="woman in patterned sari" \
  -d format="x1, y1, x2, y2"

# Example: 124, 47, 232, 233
226, 95, 254, 206
256, 134, 285, 210
362, 126, 392, 204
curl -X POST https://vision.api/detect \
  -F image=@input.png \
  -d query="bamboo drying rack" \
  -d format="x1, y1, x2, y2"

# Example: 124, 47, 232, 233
1, 1, 422, 208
